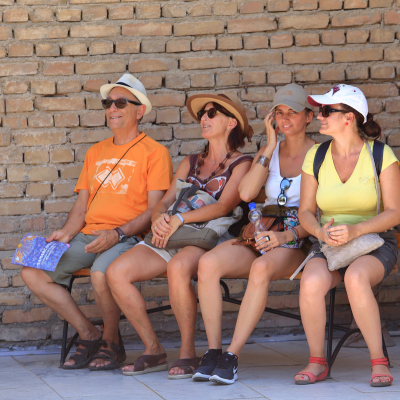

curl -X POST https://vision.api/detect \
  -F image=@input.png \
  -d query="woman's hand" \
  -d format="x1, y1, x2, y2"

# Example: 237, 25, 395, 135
255, 230, 291, 252
160, 215, 182, 248
327, 223, 358, 245
151, 213, 172, 247
318, 218, 341, 247
264, 111, 279, 152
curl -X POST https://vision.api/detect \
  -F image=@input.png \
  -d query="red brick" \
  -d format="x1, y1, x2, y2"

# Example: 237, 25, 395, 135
267, 0, 290, 12
270, 33, 293, 48
295, 68, 319, 82
331, 11, 381, 27
156, 109, 180, 124
3, 307, 52, 324
162, 4, 187, 18
284, 50, 332, 65
35, 97, 85, 111
4, 81, 29, 94
370, 0, 393, 6
43, 62, 74, 76
6, 98, 33, 113
82, 7, 107, 21
320, 67, 345, 82
62, 43, 87, 56
165, 74, 190, 90
242, 71, 266, 85
0, 62, 38, 77
385, 48, 400, 61
346, 30, 369, 43
8, 166, 58, 182
129, 59, 174, 73
0, 200, 41, 216
386, 99, 400, 114
70, 25, 120, 38
31, 80, 56, 95
0, 183, 24, 198
268, 70, 292, 84
233, 52, 281, 67
24, 150, 49, 164
175, 21, 224, 37
241, 1, 264, 14
0, 48, 6, 59
147, 93, 186, 108
214, 1, 237, 15
358, 83, 398, 98
140, 76, 163, 90
321, 30, 345, 45
3, 9, 28, 22
136, 4, 161, 19
295, 33, 319, 47
141, 39, 166, 53
242, 87, 275, 103
279, 15, 329, 29
8, 43, 34, 58
122, 22, 172, 37
56, 9, 81, 22
29, 9, 54, 22
86, 98, 102, 110
54, 113, 80, 128
319, 0, 343, 9
76, 60, 126, 75
385, 11, 400, 25
228, 17, 276, 34
2, 116, 27, 129
218, 36, 243, 50
36, 43, 60, 57
344, 0, 368, 9
53, 181, 76, 197
28, 113, 54, 128
45, 199, 75, 213
70, 129, 112, 144
293, 0, 318, 10
14, 131, 66, 146
14, 26, 68, 40
216, 72, 240, 87
335, 48, 383, 63
89, 41, 113, 55
371, 65, 395, 80
0, 26, 12, 40
190, 73, 215, 88
50, 148, 74, 163
192, 37, 216, 51
0, 133, 11, 147
166, 39, 191, 53
115, 41, 140, 54
243, 35, 269, 50
0, 327, 48, 341
57, 80, 81, 94
109, 6, 134, 20
0, 147, 23, 163
188, 3, 212, 16
370, 29, 395, 43
20, 216, 46, 232
0, 291, 26, 306
83, 78, 108, 92
80, 111, 105, 127
180, 56, 230, 71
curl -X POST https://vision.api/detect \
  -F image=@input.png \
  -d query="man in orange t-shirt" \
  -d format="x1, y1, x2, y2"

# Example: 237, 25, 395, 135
21, 74, 172, 371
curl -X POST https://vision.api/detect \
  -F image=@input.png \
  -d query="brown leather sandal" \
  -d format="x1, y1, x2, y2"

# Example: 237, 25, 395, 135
88, 334, 126, 371
61, 335, 102, 370
168, 357, 201, 380
122, 353, 168, 376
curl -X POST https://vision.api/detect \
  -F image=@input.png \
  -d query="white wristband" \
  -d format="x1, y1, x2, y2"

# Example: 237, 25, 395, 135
175, 213, 184, 225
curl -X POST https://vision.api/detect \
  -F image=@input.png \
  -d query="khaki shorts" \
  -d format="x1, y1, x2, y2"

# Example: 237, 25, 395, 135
44, 233, 140, 286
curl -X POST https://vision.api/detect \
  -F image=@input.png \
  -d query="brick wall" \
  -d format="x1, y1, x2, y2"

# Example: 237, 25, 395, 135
1, 0, 399, 347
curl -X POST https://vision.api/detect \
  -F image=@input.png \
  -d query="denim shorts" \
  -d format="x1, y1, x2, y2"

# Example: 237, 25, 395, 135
308, 231, 398, 279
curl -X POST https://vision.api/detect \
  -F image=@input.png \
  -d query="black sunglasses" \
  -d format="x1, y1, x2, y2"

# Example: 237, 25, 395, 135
197, 104, 236, 121
277, 178, 292, 207
319, 105, 347, 118
101, 98, 142, 109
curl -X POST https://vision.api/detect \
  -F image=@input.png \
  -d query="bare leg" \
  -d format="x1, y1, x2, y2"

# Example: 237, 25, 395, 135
20, 267, 101, 366
344, 255, 391, 384
89, 271, 123, 368
228, 248, 306, 356
167, 246, 206, 376
107, 245, 168, 372
294, 258, 342, 382
197, 240, 257, 350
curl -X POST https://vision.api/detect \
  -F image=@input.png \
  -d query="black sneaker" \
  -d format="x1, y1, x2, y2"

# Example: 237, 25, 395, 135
209, 351, 238, 385
192, 349, 222, 381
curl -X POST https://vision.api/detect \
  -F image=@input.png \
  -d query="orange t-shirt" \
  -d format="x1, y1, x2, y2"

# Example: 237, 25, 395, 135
75, 132, 173, 235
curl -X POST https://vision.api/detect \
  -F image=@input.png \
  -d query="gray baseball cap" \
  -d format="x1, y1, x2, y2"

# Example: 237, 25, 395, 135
271, 83, 309, 113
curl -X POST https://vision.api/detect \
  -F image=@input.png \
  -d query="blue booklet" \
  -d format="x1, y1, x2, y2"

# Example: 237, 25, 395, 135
11, 234, 70, 272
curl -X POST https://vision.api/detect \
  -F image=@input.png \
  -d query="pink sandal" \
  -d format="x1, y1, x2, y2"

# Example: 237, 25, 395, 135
370, 357, 393, 387
294, 357, 329, 385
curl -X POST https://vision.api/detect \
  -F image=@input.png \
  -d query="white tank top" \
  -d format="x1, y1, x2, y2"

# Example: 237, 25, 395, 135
263, 142, 302, 208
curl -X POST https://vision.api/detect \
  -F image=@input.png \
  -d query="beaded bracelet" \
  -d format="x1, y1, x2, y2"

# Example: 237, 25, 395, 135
293, 226, 300, 240
289, 227, 298, 242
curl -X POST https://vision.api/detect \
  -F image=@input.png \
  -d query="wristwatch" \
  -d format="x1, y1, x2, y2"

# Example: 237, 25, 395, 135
114, 227, 127, 243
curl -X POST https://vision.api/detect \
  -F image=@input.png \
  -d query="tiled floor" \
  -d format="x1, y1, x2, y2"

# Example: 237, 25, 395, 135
0, 336, 399, 400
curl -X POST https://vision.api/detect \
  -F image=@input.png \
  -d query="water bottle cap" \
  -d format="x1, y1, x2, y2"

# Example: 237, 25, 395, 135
248, 202, 256, 210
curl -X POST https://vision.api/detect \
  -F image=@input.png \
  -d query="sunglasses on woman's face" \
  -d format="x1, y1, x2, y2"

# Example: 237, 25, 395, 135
101, 98, 142, 109
319, 105, 347, 118
197, 107, 219, 120
277, 177, 292, 207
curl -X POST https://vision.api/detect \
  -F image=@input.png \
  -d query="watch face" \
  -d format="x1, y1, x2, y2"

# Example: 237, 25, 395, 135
120, 235, 127, 243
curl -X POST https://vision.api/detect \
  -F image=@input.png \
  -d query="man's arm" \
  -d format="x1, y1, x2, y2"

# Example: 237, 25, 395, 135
46, 190, 89, 243
84, 189, 166, 254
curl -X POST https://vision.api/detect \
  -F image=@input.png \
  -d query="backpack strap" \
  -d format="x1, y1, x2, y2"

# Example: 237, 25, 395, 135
372, 140, 384, 177
313, 140, 332, 184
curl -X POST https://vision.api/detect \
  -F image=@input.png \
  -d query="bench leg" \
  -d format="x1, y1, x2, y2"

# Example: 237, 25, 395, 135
326, 287, 336, 378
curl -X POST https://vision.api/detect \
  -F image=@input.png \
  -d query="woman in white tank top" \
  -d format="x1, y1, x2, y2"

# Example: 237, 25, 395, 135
195, 84, 315, 384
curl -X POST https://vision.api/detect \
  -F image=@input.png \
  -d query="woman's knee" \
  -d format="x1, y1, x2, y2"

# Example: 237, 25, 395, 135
167, 258, 194, 285
106, 259, 135, 288
344, 266, 369, 292
300, 269, 331, 299
197, 252, 223, 284
248, 258, 273, 287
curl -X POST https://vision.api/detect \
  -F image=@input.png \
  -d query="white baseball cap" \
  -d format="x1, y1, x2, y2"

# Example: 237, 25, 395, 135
307, 84, 368, 123
100, 73, 152, 115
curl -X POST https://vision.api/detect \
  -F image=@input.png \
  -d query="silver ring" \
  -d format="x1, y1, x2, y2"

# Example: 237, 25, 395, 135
266, 236, 270, 241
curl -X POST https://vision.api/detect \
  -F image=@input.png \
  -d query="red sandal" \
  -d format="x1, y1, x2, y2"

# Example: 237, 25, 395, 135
370, 357, 393, 387
294, 357, 329, 385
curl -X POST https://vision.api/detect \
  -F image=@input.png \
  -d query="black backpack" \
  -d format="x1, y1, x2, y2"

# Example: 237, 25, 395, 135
313, 139, 384, 183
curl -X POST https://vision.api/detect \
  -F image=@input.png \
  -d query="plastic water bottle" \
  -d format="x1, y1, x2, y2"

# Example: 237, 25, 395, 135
248, 202, 266, 254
